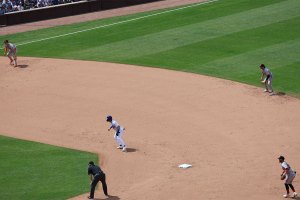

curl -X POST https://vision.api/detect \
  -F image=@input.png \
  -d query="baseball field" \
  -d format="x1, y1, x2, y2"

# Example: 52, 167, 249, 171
0, 0, 300, 199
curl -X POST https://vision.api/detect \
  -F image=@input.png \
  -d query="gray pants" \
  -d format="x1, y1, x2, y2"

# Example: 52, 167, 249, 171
285, 173, 296, 184
264, 75, 273, 92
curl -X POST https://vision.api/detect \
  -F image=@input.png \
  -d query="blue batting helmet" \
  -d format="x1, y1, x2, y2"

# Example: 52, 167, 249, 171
106, 115, 112, 122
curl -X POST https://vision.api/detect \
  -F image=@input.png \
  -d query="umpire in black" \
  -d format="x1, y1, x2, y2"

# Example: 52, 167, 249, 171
87, 161, 108, 199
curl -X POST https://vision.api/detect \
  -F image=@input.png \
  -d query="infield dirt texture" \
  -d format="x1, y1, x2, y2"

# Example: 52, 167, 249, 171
1, 0, 300, 200
1, 57, 300, 200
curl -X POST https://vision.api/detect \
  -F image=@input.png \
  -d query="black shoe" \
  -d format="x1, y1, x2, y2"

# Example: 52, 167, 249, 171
88, 196, 94, 199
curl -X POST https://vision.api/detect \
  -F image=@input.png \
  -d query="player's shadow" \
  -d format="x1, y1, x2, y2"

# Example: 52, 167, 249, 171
94, 195, 120, 200
275, 91, 286, 96
16, 64, 28, 68
126, 148, 137, 153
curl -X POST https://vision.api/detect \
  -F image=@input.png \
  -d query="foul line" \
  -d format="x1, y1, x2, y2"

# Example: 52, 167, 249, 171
2, 0, 219, 49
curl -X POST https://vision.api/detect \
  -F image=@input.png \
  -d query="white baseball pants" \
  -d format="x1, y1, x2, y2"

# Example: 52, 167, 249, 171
114, 129, 125, 147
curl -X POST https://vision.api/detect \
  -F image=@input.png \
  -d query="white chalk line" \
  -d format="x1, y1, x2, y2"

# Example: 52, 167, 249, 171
1, 0, 219, 49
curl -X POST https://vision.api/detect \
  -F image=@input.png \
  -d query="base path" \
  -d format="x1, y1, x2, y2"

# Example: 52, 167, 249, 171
0, 57, 299, 200
1, 0, 208, 35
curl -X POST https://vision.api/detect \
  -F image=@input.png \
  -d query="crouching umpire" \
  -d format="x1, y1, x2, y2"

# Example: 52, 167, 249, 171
87, 161, 108, 199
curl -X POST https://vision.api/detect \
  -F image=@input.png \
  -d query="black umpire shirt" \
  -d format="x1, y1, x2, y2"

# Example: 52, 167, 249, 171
88, 165, 103, 176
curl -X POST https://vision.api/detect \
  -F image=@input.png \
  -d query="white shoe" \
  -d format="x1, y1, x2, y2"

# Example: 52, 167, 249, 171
292, 192, 297, 198
283, 194, 289, 198
264, 89, 269, 92
122, 147, 127, 152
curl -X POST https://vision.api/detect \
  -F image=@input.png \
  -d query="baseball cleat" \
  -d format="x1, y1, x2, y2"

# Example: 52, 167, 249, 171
122, 147, 127, 152
87, 196, 94, 199
117, 145, 123, 149
283, 194, 289, 198
292, 192, 297, 198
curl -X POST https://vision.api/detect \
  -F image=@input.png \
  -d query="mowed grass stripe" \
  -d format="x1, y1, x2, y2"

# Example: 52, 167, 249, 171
3, 0, 218, 49
0, 135, 98, 200
0, 0, 280, 47
2, 0, 283, 54
204, 38, 300, 78
1, 0, 222, 48
65, 0, 300, 61
124, 17, 300, 76
275, 62, 300, 95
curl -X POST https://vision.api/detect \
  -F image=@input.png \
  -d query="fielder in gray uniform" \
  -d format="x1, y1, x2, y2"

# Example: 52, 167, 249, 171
3, 40, 17, 67
278, 156, 297, 198
260, 64, 273, 93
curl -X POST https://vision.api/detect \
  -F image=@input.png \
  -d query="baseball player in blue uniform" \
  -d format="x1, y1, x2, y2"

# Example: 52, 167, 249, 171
106, 115, 127, 152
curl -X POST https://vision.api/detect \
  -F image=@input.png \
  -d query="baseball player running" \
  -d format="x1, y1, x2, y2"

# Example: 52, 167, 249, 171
259, 64, 273, 94
106, 115, 127, 152
278, 156, 297, 198
3, 40, 17, 67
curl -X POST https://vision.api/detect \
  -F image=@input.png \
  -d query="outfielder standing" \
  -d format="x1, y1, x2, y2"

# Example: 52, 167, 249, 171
278, 156, 297, 198
259, 64, 273, 93
3, 40, 17, 67
106, 115, 127, 152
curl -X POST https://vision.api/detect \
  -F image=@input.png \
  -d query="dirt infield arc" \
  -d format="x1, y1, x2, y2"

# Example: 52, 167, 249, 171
0, 57, 299, 200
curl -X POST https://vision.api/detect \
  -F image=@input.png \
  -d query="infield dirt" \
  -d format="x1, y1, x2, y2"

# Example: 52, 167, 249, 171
0, 57, 300, 200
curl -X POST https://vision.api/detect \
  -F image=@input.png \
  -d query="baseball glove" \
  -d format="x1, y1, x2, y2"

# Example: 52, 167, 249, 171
281, 174, 286, 180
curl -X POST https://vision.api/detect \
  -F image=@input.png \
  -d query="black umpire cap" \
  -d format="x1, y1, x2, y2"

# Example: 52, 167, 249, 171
89, 161, 95, 165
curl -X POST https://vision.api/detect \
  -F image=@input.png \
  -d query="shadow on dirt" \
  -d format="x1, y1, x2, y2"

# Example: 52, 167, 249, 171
126, 148, 137, 153
94, 195, 120, 200
16, 64, 29, 68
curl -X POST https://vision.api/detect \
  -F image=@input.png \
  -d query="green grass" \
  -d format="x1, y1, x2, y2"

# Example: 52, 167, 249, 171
0, 135, 98, 200
1, 0, 300, 96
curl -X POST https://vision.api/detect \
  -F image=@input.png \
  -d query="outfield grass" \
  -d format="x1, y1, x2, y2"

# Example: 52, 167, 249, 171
1, 0, 300, 96
0, 135, 98, 200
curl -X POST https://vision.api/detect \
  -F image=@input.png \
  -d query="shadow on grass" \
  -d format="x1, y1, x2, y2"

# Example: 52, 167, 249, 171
275, 91, 286, 96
